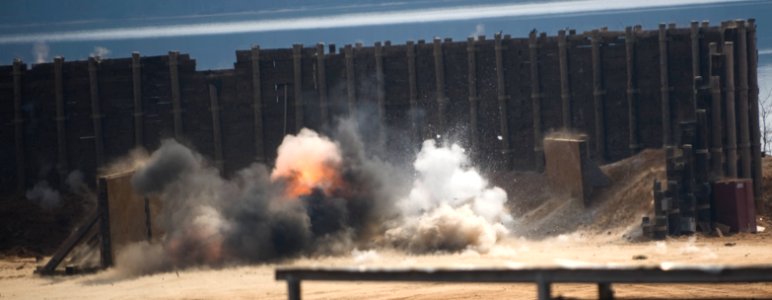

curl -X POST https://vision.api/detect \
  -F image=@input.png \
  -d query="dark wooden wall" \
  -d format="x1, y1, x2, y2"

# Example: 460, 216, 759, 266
0, 20, 762, 198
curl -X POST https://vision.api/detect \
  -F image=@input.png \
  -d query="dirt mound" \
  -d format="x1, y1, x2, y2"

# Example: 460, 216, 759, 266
494, 149, 665, 239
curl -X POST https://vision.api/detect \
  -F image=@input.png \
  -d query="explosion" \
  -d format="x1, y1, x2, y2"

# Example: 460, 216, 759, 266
122, 122, 514, 276
271, 129, 343, 198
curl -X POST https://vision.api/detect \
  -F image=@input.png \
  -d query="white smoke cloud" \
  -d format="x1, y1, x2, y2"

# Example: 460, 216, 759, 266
386, 140, 512, 253
91, 46, 110, 59
26, 180, 61, 210
472, 23, 485, 39
32, 41, 49, 64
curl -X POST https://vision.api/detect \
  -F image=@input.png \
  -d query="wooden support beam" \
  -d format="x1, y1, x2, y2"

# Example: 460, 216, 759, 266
316, 43, 329, 126
375, 42, 385, 127
724, 42, 738, 178
529, 30, 544, 170
292, 44, 304, 131
659, 24, 672, 146
54, 56, 68, 175
626, 26, 641, 154
168, 51, 183, 139
433, 38, 447, 134
12, 59, 25, 192
131, 52, 143, 148
710, 75, 724, 178
88, 57, 104, 167
494, 33, 511, 168
558, 30, 572, 128
251, 46, 265, 162
690, 21, 701, 120
209, 84, 224, 171
736, 21, 752, 180
747, 18, 763, 209
466, 37, 479, 151
406, 41, 420, 144
39, 212, 99, 274
344, 44, 356, 114
591, 30, 606, 161
97, 177, 112, 268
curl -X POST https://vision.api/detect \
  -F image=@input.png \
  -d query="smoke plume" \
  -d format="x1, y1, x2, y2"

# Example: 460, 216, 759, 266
32, 41, 49, 64
26, 180, 61, 210
119, 119, 513, 275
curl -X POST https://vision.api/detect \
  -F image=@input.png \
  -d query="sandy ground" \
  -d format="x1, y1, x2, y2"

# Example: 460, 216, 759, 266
2, 231, 772, 300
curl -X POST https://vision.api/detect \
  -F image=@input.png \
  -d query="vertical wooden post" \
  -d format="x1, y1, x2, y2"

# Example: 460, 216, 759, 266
494, 33, 511, 168
209, 84, 224, 172
691, 21, 701, 120
251, 46, 265, 162
168, 51, 183, 139
88, 57, 104, 167
131, 52, 143, 148
316, 43, 329, 126
54, 56, 68, 174
467, 37, 479, 151
736, 21, 752, 180
344, 44, 356, 114
626, 26, 641, 154
375, 42, 386, 127
747, 18, 763, 208
406, 41, 419, 143
12, 59, 25, 192
724, 42, 738, 178
433, 38, 447, 134
591, 30, 606, 161
710, 75, 724, 177
558, 30, 572, 128
529, 30, 544, 170
97, 177, 112, 268
292, 44, 304, 131
659, 24, 672, 146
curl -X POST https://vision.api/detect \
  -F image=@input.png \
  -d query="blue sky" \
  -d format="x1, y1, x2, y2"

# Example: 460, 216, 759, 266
0, 0, 769, 79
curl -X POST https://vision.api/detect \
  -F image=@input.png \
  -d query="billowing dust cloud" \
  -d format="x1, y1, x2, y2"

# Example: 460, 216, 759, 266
118, 120, 513, 276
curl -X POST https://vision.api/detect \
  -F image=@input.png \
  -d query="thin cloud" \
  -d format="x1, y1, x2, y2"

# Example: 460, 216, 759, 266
0, 0, 754, 44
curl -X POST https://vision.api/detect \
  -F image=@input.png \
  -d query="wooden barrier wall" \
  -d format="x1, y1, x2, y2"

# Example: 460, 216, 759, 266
0, 20, 762, 200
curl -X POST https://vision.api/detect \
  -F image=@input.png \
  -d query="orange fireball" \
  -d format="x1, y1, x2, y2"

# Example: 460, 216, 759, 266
271, 129, 343, 198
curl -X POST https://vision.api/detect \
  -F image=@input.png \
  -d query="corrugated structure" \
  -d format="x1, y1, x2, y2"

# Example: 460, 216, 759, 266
0, 20, 762, 208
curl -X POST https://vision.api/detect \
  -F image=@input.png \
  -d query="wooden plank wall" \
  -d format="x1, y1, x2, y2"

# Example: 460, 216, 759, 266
0, 20, 762, 200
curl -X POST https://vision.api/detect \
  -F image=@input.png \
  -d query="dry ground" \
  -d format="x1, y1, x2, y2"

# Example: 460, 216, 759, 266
2, 150, 772, 299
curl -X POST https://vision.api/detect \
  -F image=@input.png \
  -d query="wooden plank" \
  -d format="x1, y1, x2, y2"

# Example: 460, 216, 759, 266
131, 52, 143, 148
710, 75, 724, 177
12, 59, 25, 192
88, 57, 105, 167
293, 44, 304, 131
316, 43, 329, 126
747, 18, 763, 209
433, 38, 447, 134
54, 56, 68, 175
466, 37, 479, 151
251, 46, 265, 162
406, 41, 419, 143
98, 177, 113, 268
344, 44, 356, 114
736, 21, 752, 180
39, 212, 99, 274
529, 31, 544, 170
558, 30, 572, 128
724, 42, 738, 178
591, 30, 606, 161
626, 26, 641, 154
209, 84, 224, 171
168, 51, 183, 139
659, 24, 672, 146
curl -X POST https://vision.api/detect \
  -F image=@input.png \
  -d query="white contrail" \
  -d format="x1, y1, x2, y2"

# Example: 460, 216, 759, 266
0, 0, 756, 44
